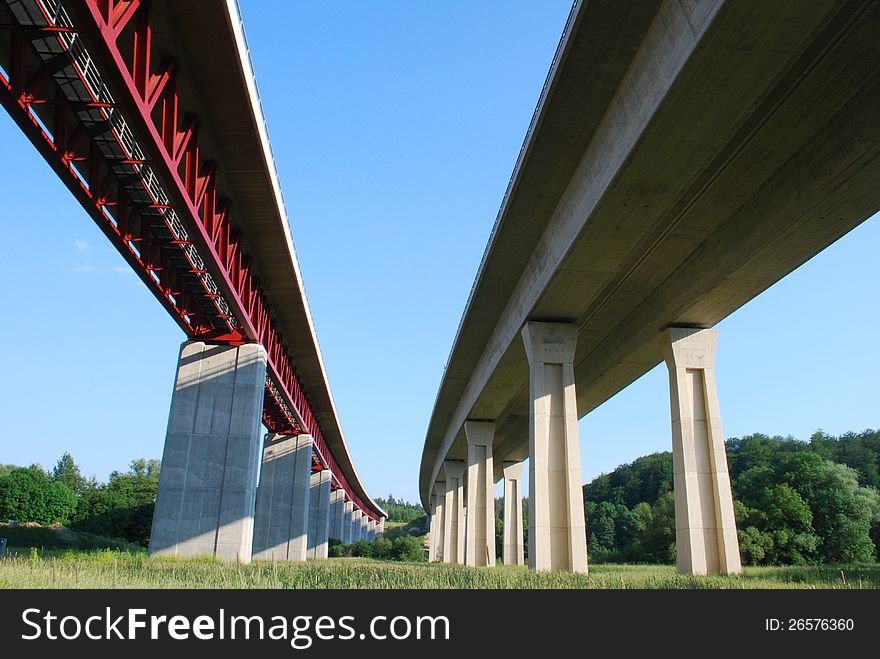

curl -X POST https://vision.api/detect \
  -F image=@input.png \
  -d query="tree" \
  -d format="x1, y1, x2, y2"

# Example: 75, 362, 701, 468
632, 492, 676, 564
51, 452, 91, 495
583, 452, 673, 509
374, 495, 424, 523
0, 465, 77, 525
72, 458, 161, 545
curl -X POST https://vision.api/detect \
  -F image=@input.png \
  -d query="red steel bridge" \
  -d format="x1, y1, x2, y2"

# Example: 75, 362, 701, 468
0, 0, 384, 523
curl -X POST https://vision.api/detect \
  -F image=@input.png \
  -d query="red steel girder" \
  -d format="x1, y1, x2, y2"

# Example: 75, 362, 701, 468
0, 0, 380, 521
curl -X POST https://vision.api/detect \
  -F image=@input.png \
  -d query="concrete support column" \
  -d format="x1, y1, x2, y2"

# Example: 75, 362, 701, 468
663, 327, 742, 575
427, 496, 439, 561
502, 460, 525, 566
377, 520, 385, 536
149, 341, 267, 562
351, 512, 359, 542
342, 501, 354, 544
431, 483, 446, 561
307, 469, 332, 559
442, 461, 466, 563
464, 422, 496, 567
521, 322, 588, 573
368, 519, 376, 540
252, 433, 314, 561
329, 489, 345, 542
360, 514, 369, 541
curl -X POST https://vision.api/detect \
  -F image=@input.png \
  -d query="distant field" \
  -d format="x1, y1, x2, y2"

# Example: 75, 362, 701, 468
0, 550, 877, 589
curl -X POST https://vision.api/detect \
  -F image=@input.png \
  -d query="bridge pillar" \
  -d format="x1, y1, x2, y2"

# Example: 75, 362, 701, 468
442, 461, 466, 563
663, 327, 742, 576
464, 422, 496, 567
353, 513, 361, 542
307, 469, 332, 559
377, 519, 385, 536
521, 322, 588, 573
149, 341, 267, 562
360, 513, 369, 541
427, 495, 439, 561
502, 460, 525, 566
431, 483, 447, 561
368, 519, 376, 540
329, 489, 345, 542
251, 433, 313, 561
342, 500, 354, 544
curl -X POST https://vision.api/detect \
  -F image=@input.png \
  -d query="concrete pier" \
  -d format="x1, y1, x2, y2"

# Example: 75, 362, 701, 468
251, 433, 314, 561
663, 327, 742, 575
521, 322, 588, 573
432, 483, 446, 561
329, 489, 345, 542
307, 469, 332, 559
149, 341, 267, 562
442, 461, 465, 563
502, 460, 525, 566
349, 506, 361, 542
342, 500, 354, 544
464, 421, 496, 567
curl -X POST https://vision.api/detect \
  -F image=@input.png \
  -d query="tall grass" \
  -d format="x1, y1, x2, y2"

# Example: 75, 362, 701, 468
0, 550, 877, 589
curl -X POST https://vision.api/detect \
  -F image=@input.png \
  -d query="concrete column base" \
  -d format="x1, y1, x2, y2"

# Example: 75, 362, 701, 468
442, 460, 465, 563
307, 469, 332, 559
522, 322, 588, 573
329, 489, 345, 542
342, 501, 354, 544
431, 483, 446, 561
502, 460, 525, 566
251, 433, 313, 561
464, 421, 496, 567
149, 341, 267, 563
663, 327, 742, 576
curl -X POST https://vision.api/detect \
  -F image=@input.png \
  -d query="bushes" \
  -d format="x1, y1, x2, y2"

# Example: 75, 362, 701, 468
0, 466, 77, 525
332, 535, 426, 563
0, 523, 141, 552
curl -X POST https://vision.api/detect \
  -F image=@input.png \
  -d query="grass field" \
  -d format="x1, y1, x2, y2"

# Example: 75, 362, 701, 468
1, 549, 878, 589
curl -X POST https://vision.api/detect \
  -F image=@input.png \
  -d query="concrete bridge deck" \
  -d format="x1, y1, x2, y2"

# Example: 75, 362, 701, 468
420, 0, 880, 571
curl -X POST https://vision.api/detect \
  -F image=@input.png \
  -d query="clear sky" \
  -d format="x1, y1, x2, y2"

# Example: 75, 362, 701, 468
0, 1, 877, 505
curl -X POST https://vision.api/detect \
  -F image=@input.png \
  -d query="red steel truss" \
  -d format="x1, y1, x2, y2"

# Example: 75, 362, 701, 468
0, 0, 380, 520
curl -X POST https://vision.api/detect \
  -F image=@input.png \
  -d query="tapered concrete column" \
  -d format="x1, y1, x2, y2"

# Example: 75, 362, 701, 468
377, 520, 385, 536
342, 501, 354, 544
368, 519, 376, 540
432, 483, 446, 561
442, 461, 465, 563
252, 433, 314, 561
351, 512, 360, 542
360, 513, 369, 541
307, 469, 332, 559
502, 460, 525, 566
663, 327, 742, 576
149, 341, 267, 562
427, 496, 439, 561
464, 422, 496, 567
521, 322, 588, 573
329, 489, 345, 542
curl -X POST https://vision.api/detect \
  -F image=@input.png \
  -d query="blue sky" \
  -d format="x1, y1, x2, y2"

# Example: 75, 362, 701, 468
0, 1, 877, 504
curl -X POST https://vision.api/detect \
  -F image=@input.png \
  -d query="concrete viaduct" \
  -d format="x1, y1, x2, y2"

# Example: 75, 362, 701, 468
0, 0, 384, 561
421, 0, 880, 573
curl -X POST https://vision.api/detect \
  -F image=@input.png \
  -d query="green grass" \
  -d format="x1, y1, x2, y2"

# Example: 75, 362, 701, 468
0, 549, 877, 589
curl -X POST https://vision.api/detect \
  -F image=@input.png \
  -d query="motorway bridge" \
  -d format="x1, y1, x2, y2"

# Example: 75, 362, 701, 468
421, 0, 880, 573
0, 0, 384, 561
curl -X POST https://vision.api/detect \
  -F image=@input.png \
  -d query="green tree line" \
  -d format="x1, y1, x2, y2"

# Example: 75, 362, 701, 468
581, 430, 880, 565
375, 495, 425, 523
0, 453, 160, 546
